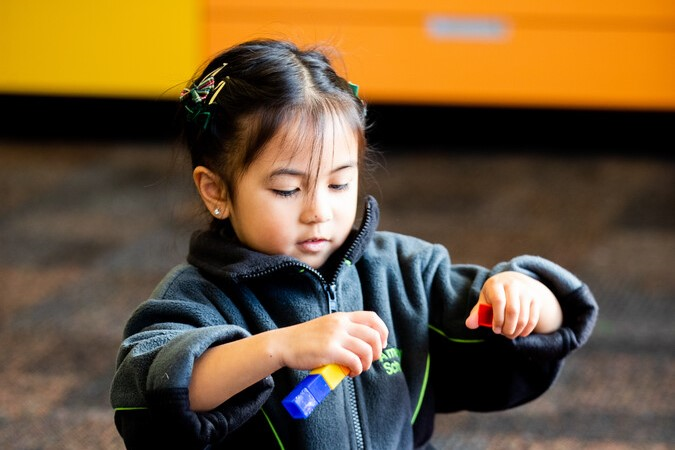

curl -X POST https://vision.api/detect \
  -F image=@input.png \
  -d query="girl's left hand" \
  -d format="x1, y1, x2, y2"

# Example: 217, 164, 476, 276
465, 271, 562, 339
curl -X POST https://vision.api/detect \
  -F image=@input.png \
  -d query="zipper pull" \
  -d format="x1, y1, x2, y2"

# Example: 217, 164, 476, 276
327, 283, 338, 313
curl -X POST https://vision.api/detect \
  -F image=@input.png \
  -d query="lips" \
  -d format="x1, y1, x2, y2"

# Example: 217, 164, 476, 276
298, 237, 329, 253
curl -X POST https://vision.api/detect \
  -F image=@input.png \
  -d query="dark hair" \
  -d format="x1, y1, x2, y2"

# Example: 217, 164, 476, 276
179, 39, 369, 202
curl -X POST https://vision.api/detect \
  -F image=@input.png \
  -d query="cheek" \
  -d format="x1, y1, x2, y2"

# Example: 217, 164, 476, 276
339, 190, 359, 221
247, 202, 295, 241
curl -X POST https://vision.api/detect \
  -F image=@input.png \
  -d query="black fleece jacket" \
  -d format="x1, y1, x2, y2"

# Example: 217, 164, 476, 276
110, 196, 598, 449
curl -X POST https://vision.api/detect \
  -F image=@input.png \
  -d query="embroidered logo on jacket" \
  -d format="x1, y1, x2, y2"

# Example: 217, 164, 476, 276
379, 346, 403, 376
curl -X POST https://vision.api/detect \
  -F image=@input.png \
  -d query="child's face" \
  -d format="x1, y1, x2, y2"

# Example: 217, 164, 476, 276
227, 116, 359, 269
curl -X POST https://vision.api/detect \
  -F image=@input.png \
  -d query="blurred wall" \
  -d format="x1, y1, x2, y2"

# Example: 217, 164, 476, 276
2, 0, 674, 110
0, 0, 200, 99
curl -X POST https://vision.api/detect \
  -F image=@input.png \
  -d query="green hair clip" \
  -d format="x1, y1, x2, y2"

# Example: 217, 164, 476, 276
348, 81, 366, 117
348, 81, 359, 97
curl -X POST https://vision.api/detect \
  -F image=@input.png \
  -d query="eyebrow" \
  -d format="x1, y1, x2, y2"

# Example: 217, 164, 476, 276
268, 161, 357, 179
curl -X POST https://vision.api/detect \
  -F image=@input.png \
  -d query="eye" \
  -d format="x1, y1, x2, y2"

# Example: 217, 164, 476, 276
272, 188, 300, 198
329, 183, 349, 191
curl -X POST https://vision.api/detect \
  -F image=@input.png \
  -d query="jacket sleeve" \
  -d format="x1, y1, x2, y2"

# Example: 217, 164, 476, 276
429, 253, 598, 413
110, 265, 274, 450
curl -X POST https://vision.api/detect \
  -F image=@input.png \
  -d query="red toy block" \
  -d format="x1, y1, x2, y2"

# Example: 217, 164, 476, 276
478, 304, 493, 328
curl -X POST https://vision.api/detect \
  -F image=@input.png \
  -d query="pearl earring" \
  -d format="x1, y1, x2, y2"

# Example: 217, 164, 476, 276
214, 208, 221, 216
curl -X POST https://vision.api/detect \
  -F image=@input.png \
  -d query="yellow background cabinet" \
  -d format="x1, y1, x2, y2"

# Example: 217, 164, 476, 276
2, 0, 674, 110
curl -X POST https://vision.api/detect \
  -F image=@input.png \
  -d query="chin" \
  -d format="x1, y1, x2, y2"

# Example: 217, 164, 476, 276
300, 256, 328, 269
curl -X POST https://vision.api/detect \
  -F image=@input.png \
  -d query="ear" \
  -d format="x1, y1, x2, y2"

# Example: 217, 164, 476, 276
193, 166, 230, 218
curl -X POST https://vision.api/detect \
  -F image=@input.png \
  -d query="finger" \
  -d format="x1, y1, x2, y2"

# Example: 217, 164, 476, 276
484, 282, 507, 334
346, 336, 375, 373
334, 347, 365, 377
512, 296, 531, 337
348, 322, 385, 362
501, 282, 521, 337
520, 300, 539, 337
349, 311, 389, 349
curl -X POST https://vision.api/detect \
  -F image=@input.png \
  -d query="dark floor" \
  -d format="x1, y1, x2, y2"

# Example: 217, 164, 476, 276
1, 106, 674, 449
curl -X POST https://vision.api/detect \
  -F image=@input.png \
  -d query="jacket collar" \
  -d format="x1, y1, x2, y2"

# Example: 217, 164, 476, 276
187, 195, 380, 282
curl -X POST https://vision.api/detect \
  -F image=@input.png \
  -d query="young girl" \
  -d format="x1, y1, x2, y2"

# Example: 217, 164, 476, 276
110, 39, 598, 449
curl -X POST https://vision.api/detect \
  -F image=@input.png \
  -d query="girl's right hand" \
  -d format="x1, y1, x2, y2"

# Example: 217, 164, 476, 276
275, 311, 389, 377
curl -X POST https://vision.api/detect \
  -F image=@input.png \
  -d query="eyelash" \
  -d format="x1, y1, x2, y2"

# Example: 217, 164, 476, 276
272, 183, 349, 198
273, 189, 300, 198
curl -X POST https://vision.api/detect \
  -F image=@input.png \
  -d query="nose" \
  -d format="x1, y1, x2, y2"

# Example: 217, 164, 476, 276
301, 191, 332, 224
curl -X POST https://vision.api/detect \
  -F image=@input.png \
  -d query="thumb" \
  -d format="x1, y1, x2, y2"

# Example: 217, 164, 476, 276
465, 302, 481, 329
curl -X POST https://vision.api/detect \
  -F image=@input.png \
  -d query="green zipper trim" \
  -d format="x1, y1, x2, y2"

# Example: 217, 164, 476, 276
409, 325, 485, 423
428, 324, 485, 344
261, 407, 285, 450
410, 353, 430, 425
115, 405, 284, 449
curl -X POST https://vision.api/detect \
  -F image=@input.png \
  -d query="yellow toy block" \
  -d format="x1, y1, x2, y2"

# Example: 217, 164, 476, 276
310, 364, 349, 390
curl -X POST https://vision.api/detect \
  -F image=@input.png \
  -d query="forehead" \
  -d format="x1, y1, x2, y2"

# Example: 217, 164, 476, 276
256, 111, 359, 171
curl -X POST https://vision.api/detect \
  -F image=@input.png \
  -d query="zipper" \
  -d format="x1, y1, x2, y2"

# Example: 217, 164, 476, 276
346, 377, 365, 449
249, 267, 366, 448
239, 199, 375, 448
326, 282, 338, 313
340, 200, 373, 276
259, 265, 365, 448
325, 279, 364, 449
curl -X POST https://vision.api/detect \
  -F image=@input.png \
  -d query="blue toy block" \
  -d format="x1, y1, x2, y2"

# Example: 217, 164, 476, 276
282, 374, 331, 419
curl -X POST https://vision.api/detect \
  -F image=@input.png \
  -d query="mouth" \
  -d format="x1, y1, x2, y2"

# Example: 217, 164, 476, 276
297, 237, 330, 253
